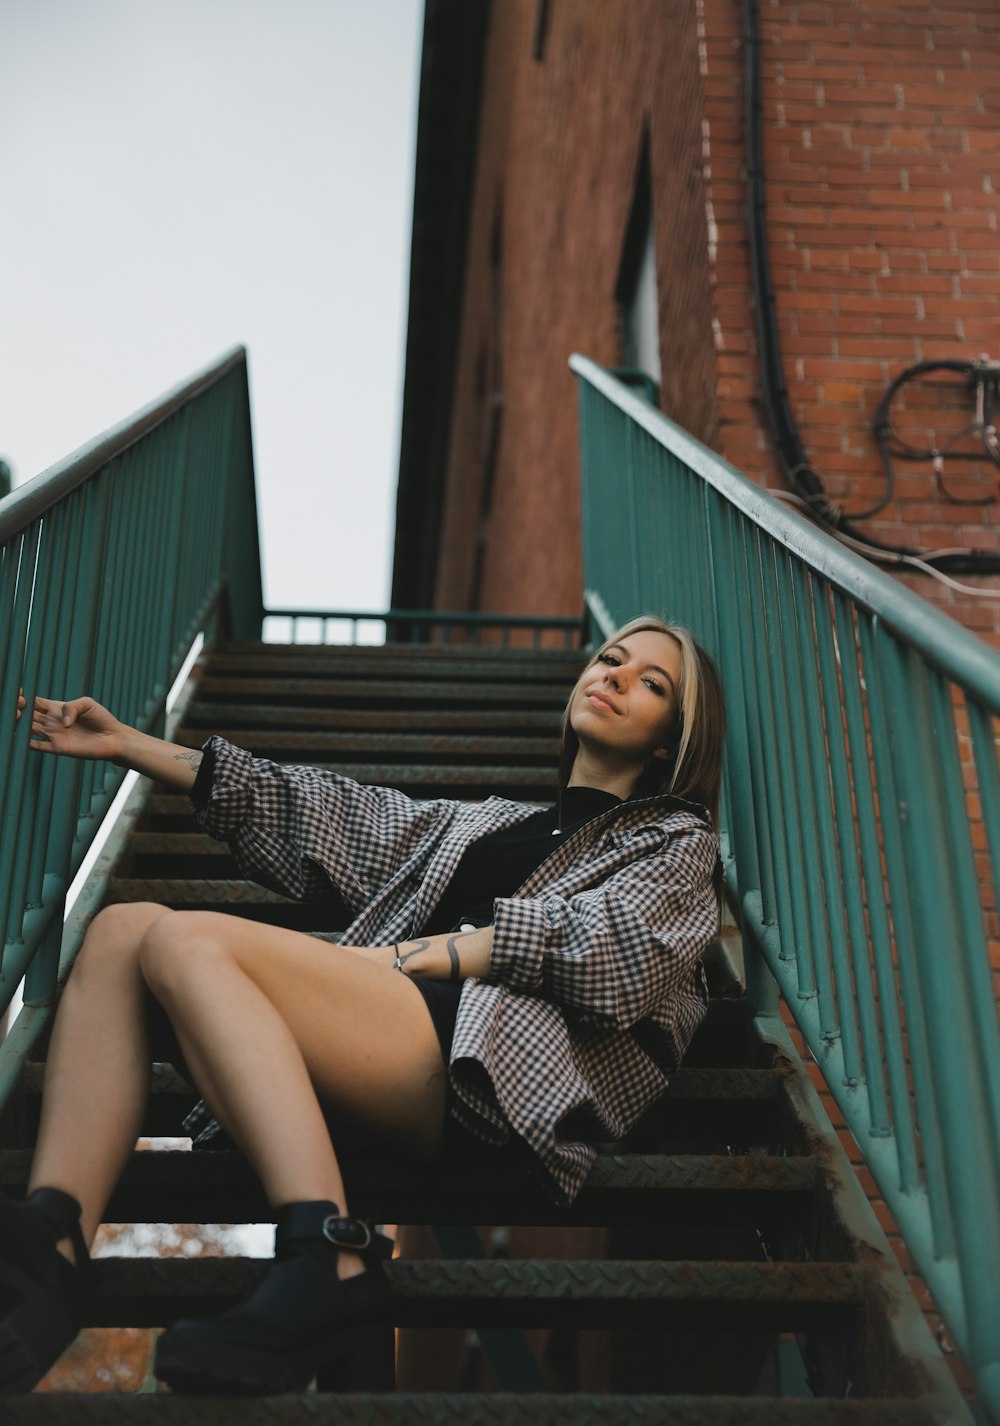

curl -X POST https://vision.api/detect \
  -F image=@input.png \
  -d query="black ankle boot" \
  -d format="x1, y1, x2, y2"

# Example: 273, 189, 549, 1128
154, 1201, 394, 1395
0, 1187, 94, 1393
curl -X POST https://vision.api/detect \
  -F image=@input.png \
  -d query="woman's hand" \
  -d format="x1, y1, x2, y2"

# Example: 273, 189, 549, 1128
29, 695, 127, 764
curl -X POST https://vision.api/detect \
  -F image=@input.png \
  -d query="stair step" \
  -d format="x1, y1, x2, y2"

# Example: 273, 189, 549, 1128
172, 731, 560, 762
222, 637, 583, 654
118, 834, 238, 879
182, 704, 563, 731
85, 1256, 872, 1331
196, 676, 574, 708
14, 1066, 787, 1145
207, 651, 582, 684
0, 1150, 817, 1228
147, 764, 558, 802
104, 880, 345, 930
0, 1393, 940, 1424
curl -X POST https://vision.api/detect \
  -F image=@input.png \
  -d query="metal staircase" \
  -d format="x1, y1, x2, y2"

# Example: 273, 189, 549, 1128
1, 636, 970, 1419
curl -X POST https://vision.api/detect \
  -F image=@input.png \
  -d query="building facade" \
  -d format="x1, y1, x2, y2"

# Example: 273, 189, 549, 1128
394, 0, 1000, 642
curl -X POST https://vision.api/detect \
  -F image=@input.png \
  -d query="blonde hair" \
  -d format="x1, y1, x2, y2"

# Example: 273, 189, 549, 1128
559, 615, 725, 824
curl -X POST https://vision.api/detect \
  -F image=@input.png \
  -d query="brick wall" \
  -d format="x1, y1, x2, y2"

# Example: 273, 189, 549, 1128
701, 0, 1000, 639
436, 0, 1000, 636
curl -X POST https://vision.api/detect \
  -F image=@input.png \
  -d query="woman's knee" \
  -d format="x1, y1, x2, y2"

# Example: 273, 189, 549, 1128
137, 912, 233, 1000
74, 902, 172, 980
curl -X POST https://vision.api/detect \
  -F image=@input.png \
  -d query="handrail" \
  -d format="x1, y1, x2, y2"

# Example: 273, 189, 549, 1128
0, 348, 262, 1090
571, 353, 1000, 1422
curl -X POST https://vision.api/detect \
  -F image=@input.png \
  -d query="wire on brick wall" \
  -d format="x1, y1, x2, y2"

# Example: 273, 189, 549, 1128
742, 0, 1000, 577
767, 490, 1000, 601
874, 358, 1000, 510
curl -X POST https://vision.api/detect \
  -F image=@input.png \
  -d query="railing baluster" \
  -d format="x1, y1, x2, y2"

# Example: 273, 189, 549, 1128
858, 617, 954, 1257
811, 578, 888, 1127
763, 546, 825, 1013
835, 596, 917, 1184
738, 524, 799, 958
927, 674, 1000, 1178
787, 557, 859, 1067
0, 528, 41, 965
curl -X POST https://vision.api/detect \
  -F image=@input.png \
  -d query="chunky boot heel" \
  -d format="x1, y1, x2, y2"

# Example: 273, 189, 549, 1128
315, 1319, 396, 1393
0, 1187, 93, 1394
154, 1201, 394, 1396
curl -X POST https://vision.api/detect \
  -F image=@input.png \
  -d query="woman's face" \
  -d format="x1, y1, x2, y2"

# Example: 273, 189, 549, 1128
569, 629, 683, 767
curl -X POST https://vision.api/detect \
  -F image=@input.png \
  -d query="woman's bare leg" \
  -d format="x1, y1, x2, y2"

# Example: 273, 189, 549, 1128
135, 912, 449, 1280
26, 908, 448, 1280
27, 902, 174, 1249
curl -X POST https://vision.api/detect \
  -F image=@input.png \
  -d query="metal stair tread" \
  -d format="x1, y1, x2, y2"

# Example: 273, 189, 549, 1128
107, 879, 302, 905
0, 1149, 818, 1231
196, 676, 575, 705
125, 834, 229, 857
0, 1392, 941, 1424
150, 762, 562, 787
89, 1254, 873, 1297
182, 704, 563, 730
173, 730, 560, 757
206, 652, 582, 683
218, 638, 584, 662
15, 1064, 785, 1146
18, 1062, 785, 1104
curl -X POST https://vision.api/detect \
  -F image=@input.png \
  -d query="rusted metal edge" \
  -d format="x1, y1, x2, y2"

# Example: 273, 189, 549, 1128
181, 706, 563, 730
0, 1148, 817, 1196
173, 732, 561, 756
219, 639, 584, 662
205, 655, 579, 683
195, 677, 573, 704
18, 1063, 784, 1103
0, 1393, 940, 1424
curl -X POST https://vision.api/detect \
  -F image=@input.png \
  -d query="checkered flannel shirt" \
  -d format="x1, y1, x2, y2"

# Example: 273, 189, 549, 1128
182, 736, 720, 1205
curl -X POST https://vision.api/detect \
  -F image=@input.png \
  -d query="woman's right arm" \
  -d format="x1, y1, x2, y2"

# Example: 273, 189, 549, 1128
28, 695, 203, 792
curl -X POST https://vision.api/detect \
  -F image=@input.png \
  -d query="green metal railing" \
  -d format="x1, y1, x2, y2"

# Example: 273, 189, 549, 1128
0, 348, 262, 1090
572, 354, 1000, 1421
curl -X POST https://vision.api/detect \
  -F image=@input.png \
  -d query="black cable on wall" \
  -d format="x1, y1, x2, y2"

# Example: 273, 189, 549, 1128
741, 0, 1000, 577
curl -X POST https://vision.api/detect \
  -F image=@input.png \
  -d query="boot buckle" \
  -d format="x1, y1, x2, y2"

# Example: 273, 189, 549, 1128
322, 1215, 372, 1251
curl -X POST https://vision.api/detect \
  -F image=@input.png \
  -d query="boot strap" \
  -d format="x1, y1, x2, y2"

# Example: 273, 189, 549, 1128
276, 1201, 377, 1254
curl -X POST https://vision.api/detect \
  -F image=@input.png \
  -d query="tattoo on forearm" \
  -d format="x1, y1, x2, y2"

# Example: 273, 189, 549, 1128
174, 751, 204, 770
395, 938, 430, 968
396, 933, 472, 984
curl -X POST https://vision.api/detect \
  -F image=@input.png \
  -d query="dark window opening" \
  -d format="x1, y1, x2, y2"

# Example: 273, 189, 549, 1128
615, 131, 661, 393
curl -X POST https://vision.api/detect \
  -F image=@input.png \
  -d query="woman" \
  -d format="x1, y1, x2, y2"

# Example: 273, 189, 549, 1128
1, 615, 724, 1396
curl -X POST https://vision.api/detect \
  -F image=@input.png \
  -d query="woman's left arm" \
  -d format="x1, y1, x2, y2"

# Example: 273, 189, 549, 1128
341, 927, 493, 981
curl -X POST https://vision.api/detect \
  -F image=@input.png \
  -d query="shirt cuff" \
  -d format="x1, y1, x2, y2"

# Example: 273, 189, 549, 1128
189, 736, 256, 838
489, 896, 548, 993
190, 742, 217, 809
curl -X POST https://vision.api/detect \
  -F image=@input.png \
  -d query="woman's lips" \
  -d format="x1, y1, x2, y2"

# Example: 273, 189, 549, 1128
586, 691, 619, 714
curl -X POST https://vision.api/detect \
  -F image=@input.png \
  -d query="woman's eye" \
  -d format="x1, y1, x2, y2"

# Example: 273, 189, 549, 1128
644, 679, 665, 696
598, 653, 620, 666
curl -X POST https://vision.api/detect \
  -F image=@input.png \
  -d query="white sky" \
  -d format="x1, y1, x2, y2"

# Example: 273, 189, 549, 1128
0, 0, 422, 611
